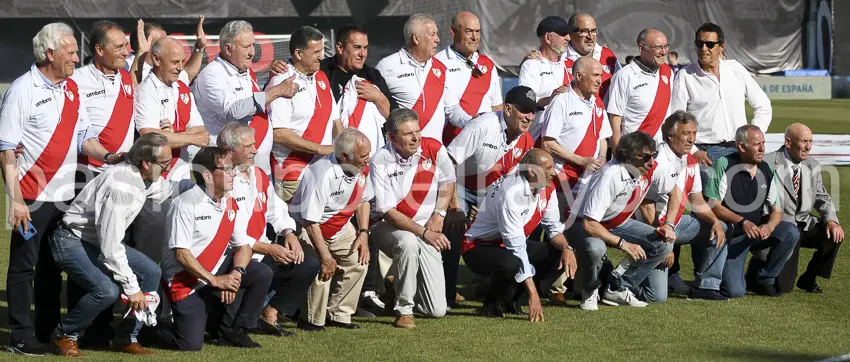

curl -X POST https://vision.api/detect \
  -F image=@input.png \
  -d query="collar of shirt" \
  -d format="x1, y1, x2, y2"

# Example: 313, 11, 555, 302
215, 56, 248, 77
632, 57, 660, 75
657, 143, 683, 167
86, 63, 120, 85
30, 63, 65, 90
400, 47, 430, 69
290, 61, 316, 83
614, 161, 641, 182
329, 154, 358, 182
694, 58, 727, 83
564, 42, 601, 61
150, 72, 179, 90
569, 85, 595, 108
388, 141, 422, 165
446, 46, 479, 64
235, 164, 257, 186
194, 184, 231, 211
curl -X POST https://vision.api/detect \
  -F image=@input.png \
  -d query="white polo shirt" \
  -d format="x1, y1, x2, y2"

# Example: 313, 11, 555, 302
576, 159, 676, 229
605, 61, 674, 141
193, 57, 274, 176
0, 65, 92, 202
540, 87, 612, 186
338, 75, 385, 157
231, 165, 295, 262
376, 48, 451, 142
447, 112, 534, 205
464, 174, 563, 282
671, 59, 772, 144
435, 47, 502, 143
518, 55, 571, 141
290, 155, 374, 240
162, 185, 254, 302
371, 138, 456, 226
562, 42, 621, 98
266, 66, 338, 181
645, 143, 702, 225
72, 64, 136, 173
134, 71, 204, 181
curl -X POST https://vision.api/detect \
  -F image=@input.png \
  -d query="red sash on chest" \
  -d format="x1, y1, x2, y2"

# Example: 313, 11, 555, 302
412, 58, 447, 134
601, 163, 657, 229
636, 64, 672, 137
271, 71, 334, 181
660, 155, 698, 225
319, 167, 370, 239
395, 138, 441, 220
442, 55, 495, 144
559, 97, 606, 188
563, 58, 574, 86
599, 47, 618, 97
161, 81, 193, 178
463, 132, 533, 191
246, 166, 271, 241
169, 198, 239, 302
20, 79, 80, 200
247, 69, 271, 153
347, 80, 371, 129
81, 68, 134, 167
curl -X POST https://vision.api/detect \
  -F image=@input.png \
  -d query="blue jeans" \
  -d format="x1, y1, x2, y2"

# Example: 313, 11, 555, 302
49, 226, 161, 344
696, 143, 737, 187
567, 218, 673, 295
634, 215, 710, 302
719, 221, 798, 298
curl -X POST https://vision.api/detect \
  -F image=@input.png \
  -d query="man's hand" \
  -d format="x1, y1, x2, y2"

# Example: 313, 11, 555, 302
104, 152, 125, 165
269, 60, 289, 78
558, 249, 577, 279
661, 252, 675, 269
356, 80, 382, 102
523, 49, 542, 62
318, 255, 337, 282
10, 201, 31, 232
757, 223, 774, 241
425, 213, 445, 234
659, 224, 677, 243
423, 229, 451, 251
284, 233, 304, 264
14, 143, 22, 159
621, 241, 647, 260
826, 220, 844, 243
194, 16, 207, 50
528, 294, 544, 323
351, 232, 370, 265
318, 145, 334, 156
159, 119, 174, 132
193, 131, 211, 147
221, 290, 236, 304
126, 291, 148, 311
551, 85, 568, 96
582, 156, 605, 172
269, 244, 296, 264
694, 150, 712, 166
741, 220, 762, 240
211, 272, 240, 292
268, 75, 298, 100
135, 19, 155, 55
710, 221, 727, 248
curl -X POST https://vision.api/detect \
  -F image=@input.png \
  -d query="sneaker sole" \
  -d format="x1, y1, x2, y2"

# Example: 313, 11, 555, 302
600, 298, 620, 306
579, 305, 598, 311
5, 346, 45, 356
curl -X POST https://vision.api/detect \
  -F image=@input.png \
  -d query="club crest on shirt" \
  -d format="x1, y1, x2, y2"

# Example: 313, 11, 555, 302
318, 80, 327, 90
358, 175, 366, 187
478, 64, 488, 74
638, 177, 649, 190
513, 148, 522, 159
65, 91, 75, 102
422, 158, 433, 171
432, 68, 442, 78
662, 75, 669, 85
258, 191, 267, 204
227, 210, 236, 221
602, 65, 611, 74
538, 197, 547, 211
687, 166, 696, 177
180, 94, 189, 104
595, 106, 603, 118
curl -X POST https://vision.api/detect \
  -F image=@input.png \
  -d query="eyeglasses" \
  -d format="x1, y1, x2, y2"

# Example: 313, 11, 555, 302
152, 159, 172, 170
634, 152, 658, 163
210, 165, 237, 173
575, 28, 599, 37
642, 44, 670, 52
695, 40, 721, 49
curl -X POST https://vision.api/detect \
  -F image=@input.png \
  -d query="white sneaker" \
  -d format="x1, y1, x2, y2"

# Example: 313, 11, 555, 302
580, 289, 600, 311
602, 288, 648, 308
362, 291, 386, 309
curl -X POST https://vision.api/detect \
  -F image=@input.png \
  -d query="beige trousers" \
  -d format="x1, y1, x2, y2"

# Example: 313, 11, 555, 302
274, 179, 301, 202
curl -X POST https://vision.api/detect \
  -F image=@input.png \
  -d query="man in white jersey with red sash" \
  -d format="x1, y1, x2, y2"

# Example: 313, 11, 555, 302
338, 75, 385, 157
162, 147, 273, 351
518, 16, 575, 142
289, 128, 372, 331
266, 26, 341, 201
370, 109, 456, 329
133, 37, 211, 263
127, 17, 207, 85
566, 131, 680, 311
193, 20, 299, 177
635, 111, 727, 302
435, 11, 502, 144
376, 14, 471, 144
462, 149, 576, 322
606, 28, 673, 150
562, 13, 621, 99
216, 123, 319, 337
0, 23, 125, 355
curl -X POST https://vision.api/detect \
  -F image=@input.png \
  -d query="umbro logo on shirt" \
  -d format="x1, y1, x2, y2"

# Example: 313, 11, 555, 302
397, 73, 415, 79
34, 97, 52, 107
483, 143, 498, 150
234, 87, 243, 92
616, 190, 628, 198
539, 71, 553, 76
330, 189, 344, 197
521, 208, 530, 216
195, 215, 212, 221
235, 196, 246, 202
296, 87, 307, 93
633, 82, 649, 90
161, 98, 169, 105
86, 89, 105, 98
671, 172, 679, 178
448, 67, 461, 72
568, 111, 583, 116
388, 170, 404, 178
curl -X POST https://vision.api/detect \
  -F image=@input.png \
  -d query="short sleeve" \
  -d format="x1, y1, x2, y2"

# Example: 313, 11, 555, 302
579, 170, 617, 221
446, 119, 485, 165
599, 110, 613, 139
604, 71, 628, 115
266, 74, 295, 129
541, 95, 567, 139
435, 146, 457, 184
295, 166, 327, 223
134, 82, 160, 131
166, 200, 195, 250
371, 159, 395, 214
703, 157, 728, 201
361, 172, 375, 203
518, 61, 540, 96
488, 70, 503, 107
540, 188, 565, 236
690, 165, 703, 194
187, 93, 205, 128
0, 84, 27, 145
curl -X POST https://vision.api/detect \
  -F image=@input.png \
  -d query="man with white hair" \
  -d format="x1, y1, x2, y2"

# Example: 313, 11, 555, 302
266, 26, 342, 201
0, 22, 123, 355
376, 13, 470, 144
193, 20, 298, 177
563, 13, 621, 98
289, 128, 372, 331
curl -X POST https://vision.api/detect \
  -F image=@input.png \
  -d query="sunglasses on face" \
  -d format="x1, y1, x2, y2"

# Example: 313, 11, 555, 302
695, 40, 721, 49
634, 152, 658, 163
462, 57, 484, 78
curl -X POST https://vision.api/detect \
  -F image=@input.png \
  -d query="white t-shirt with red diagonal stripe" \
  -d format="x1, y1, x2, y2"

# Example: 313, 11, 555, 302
72, 64, 135, 173
162, 185, 255, 302
376, 48, 449, 142
0, 65, 91, 202
338, 75, 385, 157
289, 155, 373, 240
266, 67, 339, 181
645, 143, 702, 225
562, 42, 621, 99
371, 138, 456, 226
232, 165, 297, 261
605, 61, 674, 141
435, 48, 502, 144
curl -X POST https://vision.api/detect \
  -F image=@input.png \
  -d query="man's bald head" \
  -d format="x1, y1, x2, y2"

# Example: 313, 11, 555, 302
151, 37, 185, 86
784, 122, 814, 162
521, 148, 552, 167
573, 56, 603, 96
785, 123, 811, 140
451, 11, 481, 55
567, 13, 598, 55
637, 28, 668, 67
520, 149, 556, 188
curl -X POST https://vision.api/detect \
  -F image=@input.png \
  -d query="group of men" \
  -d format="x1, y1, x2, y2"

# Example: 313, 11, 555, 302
0, 9, 843, 358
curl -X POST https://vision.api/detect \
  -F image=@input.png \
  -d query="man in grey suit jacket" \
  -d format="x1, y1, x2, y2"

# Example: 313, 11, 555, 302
749, 123, 844, 293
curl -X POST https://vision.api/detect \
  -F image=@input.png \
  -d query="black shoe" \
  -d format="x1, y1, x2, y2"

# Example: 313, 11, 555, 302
797, 277, 825, 294
217, 327, 261, 348
667, 273, 690, 294
326, 320, 361, 329
503, 301, 525, 315
478, 303, 504, 318
255, 319, 297, 337
752, 283, 782, 297
6, 338, 48, 356
354, 306, 376, 318
688, 287, 729, 301
296, 320, 326, 332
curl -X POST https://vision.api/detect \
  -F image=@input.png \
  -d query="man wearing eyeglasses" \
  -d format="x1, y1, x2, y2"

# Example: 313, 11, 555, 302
671, 22, 772, 167
606, 28, 673, 151
565, 131, 681, 311
563, 13, 621, 99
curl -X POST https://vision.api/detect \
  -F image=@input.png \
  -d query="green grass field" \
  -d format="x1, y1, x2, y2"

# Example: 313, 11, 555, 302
0, 100, 849, 361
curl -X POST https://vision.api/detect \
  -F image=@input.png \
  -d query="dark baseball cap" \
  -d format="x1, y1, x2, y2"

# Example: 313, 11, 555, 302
504, 86, 543, 114
536, 16, 575, 37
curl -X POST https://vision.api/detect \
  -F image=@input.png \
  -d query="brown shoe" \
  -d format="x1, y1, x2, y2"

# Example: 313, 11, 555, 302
111, 342, 155, 355
51, 333, 84, 358
394, 315, 416, 329
455, 292, 466, 303
550, 292, 568, 306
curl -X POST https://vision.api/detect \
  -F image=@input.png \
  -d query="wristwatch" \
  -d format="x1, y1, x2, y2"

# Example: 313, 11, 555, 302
193, 46, 206, 53
358, 228, 370, 236
280, 228, 294, 238
234, 266, 246, 275
663, 221, 675, 229
434, 209, 447, 217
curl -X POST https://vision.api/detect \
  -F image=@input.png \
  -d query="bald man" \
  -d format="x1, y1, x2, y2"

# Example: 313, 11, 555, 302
606, 28, 674, 150
563, 13, 620, 98
752, 124, 843, 293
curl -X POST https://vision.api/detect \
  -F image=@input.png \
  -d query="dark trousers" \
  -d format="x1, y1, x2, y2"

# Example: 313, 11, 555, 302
748, 220, 841, 293
462, 240, 561, 304
171, 258, 272, 351
6, 200, 66, 343
441, 216, 464, 307
262, 252, 321, 318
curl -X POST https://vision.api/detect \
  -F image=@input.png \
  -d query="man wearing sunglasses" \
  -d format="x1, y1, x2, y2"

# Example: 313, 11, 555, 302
565, 131, 681, 311
671, 22, 772, 167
